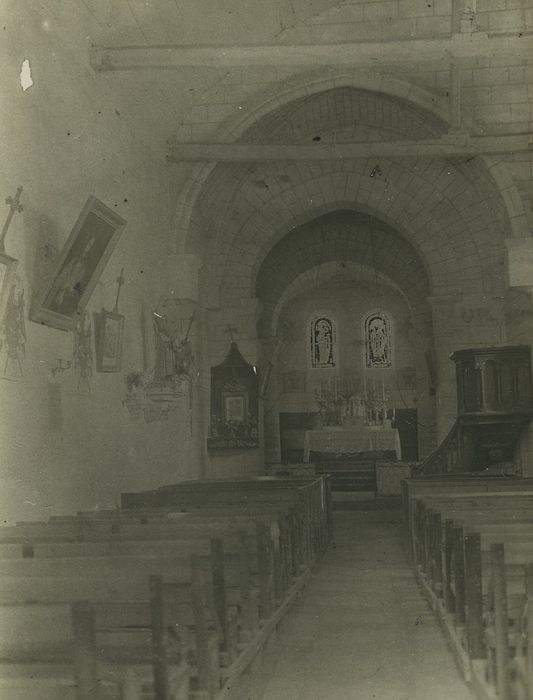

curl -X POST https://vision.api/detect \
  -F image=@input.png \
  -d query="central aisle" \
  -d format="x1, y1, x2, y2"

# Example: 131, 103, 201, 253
255, 507, 472, 700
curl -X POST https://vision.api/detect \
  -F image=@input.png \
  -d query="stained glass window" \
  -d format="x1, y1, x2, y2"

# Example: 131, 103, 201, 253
310, 316, 336, 369
364, 310, 393, 369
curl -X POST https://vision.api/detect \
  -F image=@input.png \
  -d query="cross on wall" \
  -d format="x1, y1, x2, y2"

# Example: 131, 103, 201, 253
1, 186, 23, 253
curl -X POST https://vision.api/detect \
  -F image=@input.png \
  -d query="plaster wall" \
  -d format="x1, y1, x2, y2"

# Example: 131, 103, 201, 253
2, 0, 533, 513
0, 5, 204, 523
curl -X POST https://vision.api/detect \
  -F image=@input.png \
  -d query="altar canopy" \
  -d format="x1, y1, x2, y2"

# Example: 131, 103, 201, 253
303, 426, 402, 463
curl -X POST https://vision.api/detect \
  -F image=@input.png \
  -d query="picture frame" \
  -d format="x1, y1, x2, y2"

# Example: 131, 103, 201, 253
222, 392, 247, 422
31, 196, 127, 331
94, 309, 125, 372
0, 252, 18, 321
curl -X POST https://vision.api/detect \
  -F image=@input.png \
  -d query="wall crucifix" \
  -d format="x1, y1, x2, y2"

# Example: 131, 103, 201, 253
1, 186, 23, 253
113, 267, 125, 313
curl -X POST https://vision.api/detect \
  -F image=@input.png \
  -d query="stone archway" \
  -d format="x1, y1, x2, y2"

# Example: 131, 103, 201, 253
181, 75, 522, 473
255, 209, 436, 463
173, 68, 527, 258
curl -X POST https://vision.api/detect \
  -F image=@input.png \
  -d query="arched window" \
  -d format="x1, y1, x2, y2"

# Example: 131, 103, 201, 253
364, 310, 393, 369
309, 316, 336, 369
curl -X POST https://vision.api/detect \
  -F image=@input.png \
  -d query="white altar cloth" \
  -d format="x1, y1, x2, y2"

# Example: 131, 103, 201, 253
303, 426, 402, 462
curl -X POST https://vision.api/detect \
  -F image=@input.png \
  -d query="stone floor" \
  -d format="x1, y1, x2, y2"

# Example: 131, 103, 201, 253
249, 506, 473, 700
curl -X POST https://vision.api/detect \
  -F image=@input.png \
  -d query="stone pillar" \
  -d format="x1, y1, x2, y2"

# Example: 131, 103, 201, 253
505, 238, 533, 477
163, 254, 206, 477
411, 312, 438, 459
428, 294, 464, 443
166, 253, 203, 303
260, 336, 282, 465
506, 238, 533, 292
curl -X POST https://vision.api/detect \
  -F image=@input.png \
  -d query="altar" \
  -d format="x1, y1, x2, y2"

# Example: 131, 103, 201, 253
303, 425, 402, 462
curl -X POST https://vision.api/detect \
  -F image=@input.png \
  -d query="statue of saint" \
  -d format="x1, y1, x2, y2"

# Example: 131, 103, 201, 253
152, 314, 178, 380
152, 310, 195, 381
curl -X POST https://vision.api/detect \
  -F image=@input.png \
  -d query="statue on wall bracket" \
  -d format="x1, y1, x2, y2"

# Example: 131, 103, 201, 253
151, 301, 196, 391
208, 341, 259, 451
123, 297, 197, 424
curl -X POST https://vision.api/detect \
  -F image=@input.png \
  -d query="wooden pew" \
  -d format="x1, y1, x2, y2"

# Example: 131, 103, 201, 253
403, 476, 533, 700
0, 513, 283, 621
402, 479, 533, 563
0, 513, 275, 695
0, 587, 190, 700
121, 476, 331, 563
412, 494, 533, 572
402, 478, 533, 539
485, 545, 533, 700
0, 548, 224, 699
0, 476, 328, 700
412, 494, 533, 638
10, 506, 293, 587
0, 524, 266, 642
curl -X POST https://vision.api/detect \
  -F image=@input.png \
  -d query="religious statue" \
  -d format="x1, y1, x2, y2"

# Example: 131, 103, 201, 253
152, 309, 195, 382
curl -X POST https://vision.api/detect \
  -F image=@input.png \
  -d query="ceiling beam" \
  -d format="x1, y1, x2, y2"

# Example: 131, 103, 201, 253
91, 33, 531, 72
167, 134, 533, 162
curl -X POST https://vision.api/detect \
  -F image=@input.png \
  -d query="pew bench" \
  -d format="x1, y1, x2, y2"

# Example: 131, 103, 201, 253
0, 477, 329, 700
0, 591, 191, 700
0, 549, 234, 698
403, 477, 533, 700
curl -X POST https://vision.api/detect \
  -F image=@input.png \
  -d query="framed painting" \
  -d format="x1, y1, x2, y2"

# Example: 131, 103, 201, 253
31, 196, 126, 331
0, 252, 18, 321
95, 309, 125, 372
222, 392, 247, 422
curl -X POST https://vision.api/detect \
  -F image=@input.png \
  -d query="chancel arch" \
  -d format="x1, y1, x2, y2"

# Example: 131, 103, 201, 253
174, 69, 528, 259
254, 210, 435, 462
186, 74, 521, 461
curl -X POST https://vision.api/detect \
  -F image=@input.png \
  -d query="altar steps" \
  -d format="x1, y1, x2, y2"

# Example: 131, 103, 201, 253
314, 459, 377, 493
